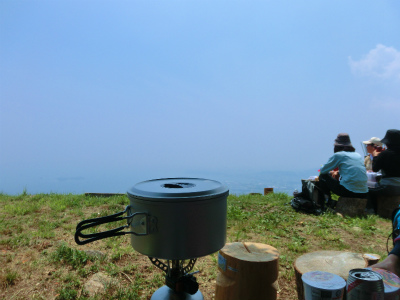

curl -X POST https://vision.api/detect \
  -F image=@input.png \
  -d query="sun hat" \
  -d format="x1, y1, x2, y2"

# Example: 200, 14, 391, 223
334, 133, 353, 147
381, 129, 400, 146
362, 137, 383, 146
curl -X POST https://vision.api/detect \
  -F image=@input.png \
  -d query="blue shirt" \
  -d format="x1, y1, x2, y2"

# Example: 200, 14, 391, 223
320, 151, 368, 193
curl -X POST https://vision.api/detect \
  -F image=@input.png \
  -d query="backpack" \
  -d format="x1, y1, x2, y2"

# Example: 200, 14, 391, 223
290, 180, 322, 215
290, 197, 321, 215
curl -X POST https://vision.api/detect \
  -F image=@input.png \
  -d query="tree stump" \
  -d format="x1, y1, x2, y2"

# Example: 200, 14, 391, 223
335, 197, 367, 217
377, 195, 400, 219
294, 251, 380, 300
264, 188, 274, 195
215, 242, 279, 300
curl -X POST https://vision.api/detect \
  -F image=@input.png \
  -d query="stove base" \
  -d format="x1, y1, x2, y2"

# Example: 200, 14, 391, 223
150, 285, 204, 300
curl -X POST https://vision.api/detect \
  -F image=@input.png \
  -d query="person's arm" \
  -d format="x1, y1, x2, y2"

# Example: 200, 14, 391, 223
320, 154, 339, 175
372, 151, 384, 172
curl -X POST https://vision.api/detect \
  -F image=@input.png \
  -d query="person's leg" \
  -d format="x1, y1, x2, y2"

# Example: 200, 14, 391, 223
318, 174, 347, 208
319, 173, 366, 198
368, 185, 400, 213
368, 185, 386, 213
318, 174, 339, 196
317, 174, 335, 208
372, 253, 400, 277
366, 191, 377, 213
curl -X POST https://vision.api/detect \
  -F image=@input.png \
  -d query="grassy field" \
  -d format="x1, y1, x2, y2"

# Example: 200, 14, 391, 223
0, 192, 392, 299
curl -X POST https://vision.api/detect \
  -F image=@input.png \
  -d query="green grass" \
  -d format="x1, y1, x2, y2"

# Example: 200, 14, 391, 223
0, 192, 392, 300
1, 269, 19, 288
50, 243, 93, 269
225, 193, 391, 284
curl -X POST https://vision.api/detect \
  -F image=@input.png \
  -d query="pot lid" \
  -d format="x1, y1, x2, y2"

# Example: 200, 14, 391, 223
127, 178, 229, 201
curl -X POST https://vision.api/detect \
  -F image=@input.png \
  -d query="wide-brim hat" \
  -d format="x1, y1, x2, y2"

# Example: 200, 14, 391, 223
362, 137, 383, 146
381, 129, 400, 146
334, 133, 353, 147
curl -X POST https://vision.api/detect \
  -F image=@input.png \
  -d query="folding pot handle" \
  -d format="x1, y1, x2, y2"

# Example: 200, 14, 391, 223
74, 205, 155, 245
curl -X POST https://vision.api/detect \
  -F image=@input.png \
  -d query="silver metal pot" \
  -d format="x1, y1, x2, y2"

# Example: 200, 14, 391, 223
75, 178, 229, 260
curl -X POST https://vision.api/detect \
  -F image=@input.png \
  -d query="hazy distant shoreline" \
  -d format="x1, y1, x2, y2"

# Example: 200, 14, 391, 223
0, 169, 317, 196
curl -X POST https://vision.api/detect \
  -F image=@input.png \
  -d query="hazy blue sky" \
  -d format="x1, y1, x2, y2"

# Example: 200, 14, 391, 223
1, 1, 399, 194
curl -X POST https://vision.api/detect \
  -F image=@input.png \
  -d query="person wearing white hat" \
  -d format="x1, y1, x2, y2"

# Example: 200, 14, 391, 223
362, 137, 383, 171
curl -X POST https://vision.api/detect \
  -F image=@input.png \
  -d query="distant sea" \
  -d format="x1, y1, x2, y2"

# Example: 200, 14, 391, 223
0, 169, 319, 196
209, 169, 318, 195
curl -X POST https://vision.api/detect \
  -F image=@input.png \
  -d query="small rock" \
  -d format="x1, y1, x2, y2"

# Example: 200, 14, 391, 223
352, 226, 362, 233
83, 272, 114, 297
336, 212, 343, 218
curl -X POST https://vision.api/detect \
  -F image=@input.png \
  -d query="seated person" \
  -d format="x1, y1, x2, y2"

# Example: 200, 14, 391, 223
363, 137, 383, 171
368, 129, 400, 212
318, 133, 368, 204
373, 207, 400, 277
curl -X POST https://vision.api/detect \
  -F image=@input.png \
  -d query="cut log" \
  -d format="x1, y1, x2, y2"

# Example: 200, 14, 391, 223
264, 188, 274, 195
377, 195, 400, 219
294, 251, 380, 300
215, 242, 279, 300
335, 197, 367, 217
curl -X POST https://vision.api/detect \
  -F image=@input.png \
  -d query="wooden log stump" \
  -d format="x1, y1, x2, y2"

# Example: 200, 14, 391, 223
264, 188, 274, 195
294, 251, 380, 300
335, 197, 367, 217
377, 195, 400, 219
215, 242, 279, 300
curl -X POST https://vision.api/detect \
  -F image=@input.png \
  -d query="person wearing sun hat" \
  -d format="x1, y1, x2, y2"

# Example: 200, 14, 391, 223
363, 137, 383, 171
369, 129, 400, 196
363, 137, 383, 147
318, 133, 368, 204
372, 130, 400, 274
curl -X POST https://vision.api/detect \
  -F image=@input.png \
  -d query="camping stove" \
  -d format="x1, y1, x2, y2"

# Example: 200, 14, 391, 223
149, 258, 203, 300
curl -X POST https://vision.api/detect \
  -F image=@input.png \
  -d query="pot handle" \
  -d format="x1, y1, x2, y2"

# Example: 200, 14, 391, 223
74, 205, 153, 245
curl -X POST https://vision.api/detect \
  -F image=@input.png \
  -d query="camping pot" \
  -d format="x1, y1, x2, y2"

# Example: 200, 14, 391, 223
75, 178, 229, 260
